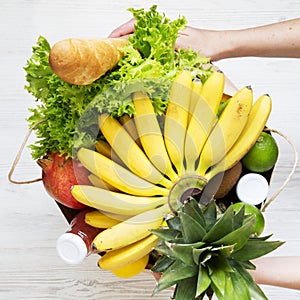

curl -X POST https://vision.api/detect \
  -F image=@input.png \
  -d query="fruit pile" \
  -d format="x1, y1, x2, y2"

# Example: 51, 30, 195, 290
47, 69, 282, 299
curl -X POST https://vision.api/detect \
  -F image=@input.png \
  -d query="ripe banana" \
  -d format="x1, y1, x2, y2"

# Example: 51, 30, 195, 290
98, 234, 158, 270
198, 86, 253, 176
164, 69, 192, 176
201, 71, 225, 115
95, 139, 111, 157
110, 254, 150, 278
132, 91, 178, 182
95, 139, 124, 166
99, 113, 172, 188
93, 204, 168, 251
88, 173, 119, 192
184, 71, 225, 173
188, 79, 202, 122
78, 148, 169, 196
118, 113, 142, 148
206, 94, 272, 180
85, 210, 122, 228
71, 185, 168, 216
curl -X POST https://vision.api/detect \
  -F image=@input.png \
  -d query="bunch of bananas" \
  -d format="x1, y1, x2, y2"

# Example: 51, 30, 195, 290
71, 69, 272, 278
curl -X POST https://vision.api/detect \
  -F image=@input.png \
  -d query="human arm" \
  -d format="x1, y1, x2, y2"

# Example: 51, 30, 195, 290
109, 18, 300, 61
152, 256, 300, 291
249, 256, 300, 290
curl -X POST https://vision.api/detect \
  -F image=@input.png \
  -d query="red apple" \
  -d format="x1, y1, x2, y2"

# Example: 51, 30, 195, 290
37, 152, 90, 209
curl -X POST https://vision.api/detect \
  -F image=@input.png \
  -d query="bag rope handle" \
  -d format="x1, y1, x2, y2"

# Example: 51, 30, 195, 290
261, 127, 298, 212
8, 119, 46, 184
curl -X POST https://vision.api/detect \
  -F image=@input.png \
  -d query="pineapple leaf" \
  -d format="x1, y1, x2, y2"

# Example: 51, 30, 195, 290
212, 215, 256, 251
239, 260, 257, 270
203, 206, 235, 243
196, 265, 211, 296
209, 253, 234, 273
211, 244, 235, 258
202, 252, 213, 265
173, 276, 197, 300
151, 255, 175, 273
155, 243, 177, 259
166, 215, 181, 231
183, 198, 206, 228
151, 228, 181, 242
230, 260, 268, 300
181, 241, 206, 248
170, 244, 196, 266
228, 271, 251, 300
202, 200, 217, 230
211, 282, 224, 300
232, 204, 245, 230
154, 259, 198, 294
179, 211, 207, 243
209, 268, 226, 298
193, 246, 212, 265
231, 239, 285, 261
223, 272, 235, 300
251, 233, 274, 241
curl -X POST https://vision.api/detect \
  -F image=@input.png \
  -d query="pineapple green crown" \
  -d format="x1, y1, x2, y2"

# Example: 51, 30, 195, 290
151, 199, 284, 300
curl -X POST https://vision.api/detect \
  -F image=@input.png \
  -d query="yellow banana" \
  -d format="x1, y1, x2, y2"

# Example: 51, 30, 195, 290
118, 113, 142, 148
71, 185, 168, 216
99, 113, 172, 188
184, 71, 225, 173
78, 148, 168, 196
110, 254, 150, 278
206, 94, 272, 180
95, 139, 111, 157
200, 71, 225, 115
98, 234, 158, 270
95, 139, 124, 166
132, 91, 178, 182
164, 70, 192, 176
93, 204, 168, 251
88, 173, 119, 192
188, 79, 202, 122
197, 86, 253, 176
85, 210, 122, 228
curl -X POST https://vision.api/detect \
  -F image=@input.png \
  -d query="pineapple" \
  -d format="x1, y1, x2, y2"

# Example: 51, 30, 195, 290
151, 199, 284, 300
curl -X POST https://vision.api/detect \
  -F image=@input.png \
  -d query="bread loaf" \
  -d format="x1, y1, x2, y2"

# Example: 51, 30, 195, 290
49, 38, 127, 85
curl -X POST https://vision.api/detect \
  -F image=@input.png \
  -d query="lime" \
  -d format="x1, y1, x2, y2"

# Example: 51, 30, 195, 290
242, 132, 279, 172
111, 255, 149, 278
232, 202, 265, 236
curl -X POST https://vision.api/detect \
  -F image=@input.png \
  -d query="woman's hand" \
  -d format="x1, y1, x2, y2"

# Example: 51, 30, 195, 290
176, 27, 229, 61
108, 18, 136, 39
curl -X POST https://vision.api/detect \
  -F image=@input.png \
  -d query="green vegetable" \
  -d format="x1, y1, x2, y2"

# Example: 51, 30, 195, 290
151, 199, 284, 300
24, 5, 212, 159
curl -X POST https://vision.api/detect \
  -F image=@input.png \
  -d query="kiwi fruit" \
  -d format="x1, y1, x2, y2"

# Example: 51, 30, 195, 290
214, 161, 243, 198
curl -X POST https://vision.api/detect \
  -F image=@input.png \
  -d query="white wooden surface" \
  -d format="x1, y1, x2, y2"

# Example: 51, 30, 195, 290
1, 0, 300, 299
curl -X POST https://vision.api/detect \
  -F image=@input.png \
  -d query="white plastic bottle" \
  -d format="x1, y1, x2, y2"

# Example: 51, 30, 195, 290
56, 209, 102, 264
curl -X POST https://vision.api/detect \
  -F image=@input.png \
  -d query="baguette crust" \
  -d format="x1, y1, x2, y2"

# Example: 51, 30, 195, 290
49, 38, 127, 85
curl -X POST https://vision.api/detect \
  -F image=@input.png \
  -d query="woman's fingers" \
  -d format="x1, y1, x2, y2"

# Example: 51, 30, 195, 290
109, 18, 136, 38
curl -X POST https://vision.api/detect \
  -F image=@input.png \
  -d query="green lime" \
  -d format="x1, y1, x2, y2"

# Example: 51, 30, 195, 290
232, 202, 265, 236
242, 132, 279, 172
